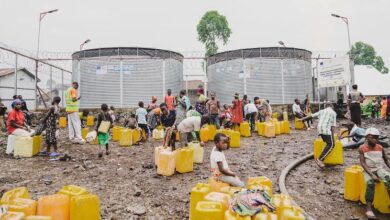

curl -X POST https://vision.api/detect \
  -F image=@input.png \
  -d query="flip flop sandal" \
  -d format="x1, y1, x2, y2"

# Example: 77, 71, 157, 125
366, 211, 377, 219
49, 152, 60, 157
314, 159, 325, 169
39, 151, 48, 156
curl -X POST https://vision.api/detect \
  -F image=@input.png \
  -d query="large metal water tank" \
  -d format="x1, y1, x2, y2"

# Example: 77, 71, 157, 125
207, 47, 312, 105
72, 47, 183, 108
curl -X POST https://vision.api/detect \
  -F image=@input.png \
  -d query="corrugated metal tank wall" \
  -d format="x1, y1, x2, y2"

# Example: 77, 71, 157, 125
72, 48, 183, 108
207, 48, 312, 105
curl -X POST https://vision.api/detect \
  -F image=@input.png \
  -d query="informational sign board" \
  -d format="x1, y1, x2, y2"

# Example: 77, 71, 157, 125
96, 64, 135, 75
318, 56, 351, 88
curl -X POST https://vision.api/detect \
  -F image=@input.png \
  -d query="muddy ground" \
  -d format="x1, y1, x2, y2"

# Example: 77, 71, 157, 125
0, 118, 389, 220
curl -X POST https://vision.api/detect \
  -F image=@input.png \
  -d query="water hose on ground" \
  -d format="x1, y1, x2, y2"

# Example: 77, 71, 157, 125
278, 153, 316, 220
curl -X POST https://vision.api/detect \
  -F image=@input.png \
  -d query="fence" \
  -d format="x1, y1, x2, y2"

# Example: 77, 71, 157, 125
0, 43, 72, 110
0, 42, 348, 109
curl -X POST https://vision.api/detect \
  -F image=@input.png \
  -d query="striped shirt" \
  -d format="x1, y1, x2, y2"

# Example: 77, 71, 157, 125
312, 107, 336, 135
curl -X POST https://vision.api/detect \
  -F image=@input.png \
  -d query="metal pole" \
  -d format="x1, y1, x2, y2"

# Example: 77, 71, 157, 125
204, 59, 208, 96
120, 60, 123, 108
50, 66, 53, 101
185, 75, 188, 95
14, 54, 18, 95
346, 19, 354, 85
243, 59, 247, 95
281, 59, 285, 105
61, 70, 64, 108
77, 59, 81, 96
36, 16, 41, 59
316, 58, 320, 110
162, 60, 166, 100
35, 61, 38, 109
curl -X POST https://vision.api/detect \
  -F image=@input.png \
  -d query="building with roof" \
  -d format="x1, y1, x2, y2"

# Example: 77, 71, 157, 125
0, 68, 39, 109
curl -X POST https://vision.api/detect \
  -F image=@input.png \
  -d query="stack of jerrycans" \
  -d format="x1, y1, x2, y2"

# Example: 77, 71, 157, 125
0, 187, 37, 217
57, 185, 100, 220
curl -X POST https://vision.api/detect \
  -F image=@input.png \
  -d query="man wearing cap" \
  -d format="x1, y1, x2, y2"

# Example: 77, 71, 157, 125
299, 102, 337, 168
359, 127, 390, 219
65, 82, 85, 144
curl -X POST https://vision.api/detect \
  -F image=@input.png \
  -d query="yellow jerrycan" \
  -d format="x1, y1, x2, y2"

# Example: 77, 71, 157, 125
0, 212, 25, 220
360, 177, 390, 213
190, 183, 210, 220
58, 185, 89, 199
239, 121, 251, 137
200, 126, 210, 142
194, 201, 224, 220
224, 210, 251, 220
24, 216, 52, 220
281, 121, 291, 134
256, 122, 265, 136
119, 129, 132, 147
273, 194, 293, 218
344, 165, 363, 201
37, 194, 70, 220
13, 136, 35, 158
204, 192, 231, 214
264, 122, 275, 138
154, 146, 171, 166
274, 121, 281, 135
86, 115, 94, 126
253, 208, 278, 220
208, 124, 217, 141
294, 117, 304, 130
174, 147, 194, 173
5, 198, 37, 216
247, 176, 273, 194
313, 138, 343, 165
188, 142, 204, 164
81, 127, 89, 140
208, 177, 229, 192
280, 206, 305, 220
69, 194, 100, 220
157, 149, 175, 176
283, 111, 288, 121
1, 187, 30, 204
176, 131, 181, 141
132, 128, 141, 143
229, 130, 240, 148
59, 117, 67, 128
112, 126, 121, 141
153, 128, 165, 140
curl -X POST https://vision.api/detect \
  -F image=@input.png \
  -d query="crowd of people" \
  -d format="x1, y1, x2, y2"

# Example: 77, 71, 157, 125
2, 82, 390, 218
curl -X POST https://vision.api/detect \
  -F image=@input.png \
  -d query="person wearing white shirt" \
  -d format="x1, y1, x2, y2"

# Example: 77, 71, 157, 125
210, 133, 245, 187
244, 100, 258, 131
292, 98, 312, 130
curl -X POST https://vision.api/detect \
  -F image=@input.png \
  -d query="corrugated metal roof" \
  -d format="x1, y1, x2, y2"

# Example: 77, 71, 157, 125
0, 68, 40, 81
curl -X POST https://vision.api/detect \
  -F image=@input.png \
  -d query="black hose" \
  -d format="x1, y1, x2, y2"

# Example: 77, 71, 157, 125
278, 153, 316, 220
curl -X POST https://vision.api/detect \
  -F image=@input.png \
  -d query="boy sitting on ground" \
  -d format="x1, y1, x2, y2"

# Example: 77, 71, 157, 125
359, 127, 390, 219
210, 133, 245, 188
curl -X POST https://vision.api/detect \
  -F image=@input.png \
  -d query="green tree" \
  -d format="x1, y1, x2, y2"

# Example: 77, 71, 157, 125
350, 41, 388, 73
197, 11, 232, 57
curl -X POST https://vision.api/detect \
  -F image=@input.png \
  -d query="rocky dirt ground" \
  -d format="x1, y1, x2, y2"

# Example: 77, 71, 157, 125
0, 118, 389, 220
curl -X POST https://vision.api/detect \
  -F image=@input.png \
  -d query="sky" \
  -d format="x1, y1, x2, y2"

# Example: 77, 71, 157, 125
1, 0, 390, 69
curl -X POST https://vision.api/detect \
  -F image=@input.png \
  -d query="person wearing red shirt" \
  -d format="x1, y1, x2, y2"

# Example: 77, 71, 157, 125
164, 89, 176, 111
7, 99, 31, 136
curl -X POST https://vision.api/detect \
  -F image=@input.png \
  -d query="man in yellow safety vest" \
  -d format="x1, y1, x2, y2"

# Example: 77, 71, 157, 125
65, 82, 85, 144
